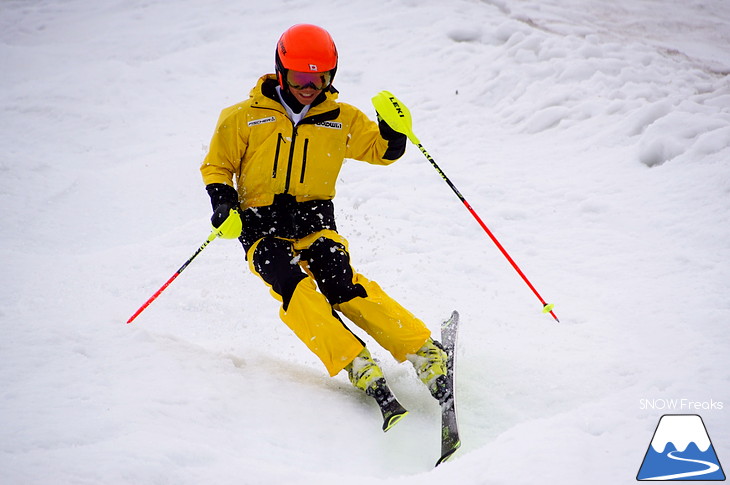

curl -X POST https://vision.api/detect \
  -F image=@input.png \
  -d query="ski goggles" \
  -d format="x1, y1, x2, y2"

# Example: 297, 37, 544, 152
285, 70, 332, 90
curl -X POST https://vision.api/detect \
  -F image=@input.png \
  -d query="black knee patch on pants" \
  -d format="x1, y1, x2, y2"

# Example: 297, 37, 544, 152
302, 237, 367, 305
251, 237, 307, 310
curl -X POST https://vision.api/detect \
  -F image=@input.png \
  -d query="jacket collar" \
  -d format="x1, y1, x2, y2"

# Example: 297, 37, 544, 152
250, 74, 340, 118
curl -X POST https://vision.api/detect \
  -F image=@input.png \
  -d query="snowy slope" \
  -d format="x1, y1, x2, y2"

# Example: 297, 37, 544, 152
1, 1, 729, 484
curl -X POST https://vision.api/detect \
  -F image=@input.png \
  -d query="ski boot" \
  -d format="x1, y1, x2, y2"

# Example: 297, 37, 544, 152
407, 338, 451, 404
345, 347, 408, 431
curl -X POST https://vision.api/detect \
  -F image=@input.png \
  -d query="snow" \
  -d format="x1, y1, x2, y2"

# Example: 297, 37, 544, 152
1, 0, 729, 483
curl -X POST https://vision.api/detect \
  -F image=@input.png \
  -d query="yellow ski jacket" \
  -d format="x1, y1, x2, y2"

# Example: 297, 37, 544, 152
201, 74, 398, 210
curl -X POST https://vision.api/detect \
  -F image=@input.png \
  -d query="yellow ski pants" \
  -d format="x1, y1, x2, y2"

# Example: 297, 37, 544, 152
247, 230, 431, 376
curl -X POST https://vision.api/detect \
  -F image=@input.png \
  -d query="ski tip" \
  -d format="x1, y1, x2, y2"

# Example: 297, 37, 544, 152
435, 442, 461, 467
442, 310, 459, 325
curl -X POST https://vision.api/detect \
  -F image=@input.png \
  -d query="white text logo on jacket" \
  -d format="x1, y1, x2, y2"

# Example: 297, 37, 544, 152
248, 116, 276, 127
315, 121, 342, 129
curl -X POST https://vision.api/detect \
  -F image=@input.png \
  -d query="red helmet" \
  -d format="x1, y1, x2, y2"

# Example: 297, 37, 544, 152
275, 24, 338, 89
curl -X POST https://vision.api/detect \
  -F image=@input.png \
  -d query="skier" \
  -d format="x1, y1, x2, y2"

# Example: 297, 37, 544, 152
200, 24, 449, 426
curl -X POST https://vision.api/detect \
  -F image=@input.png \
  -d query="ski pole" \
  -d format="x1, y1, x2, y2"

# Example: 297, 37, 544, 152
372, 91, 559, 323
127, 229, 219, 324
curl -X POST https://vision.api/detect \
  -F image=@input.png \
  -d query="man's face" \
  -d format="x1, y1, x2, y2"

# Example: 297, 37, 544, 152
289, 85, 322, 106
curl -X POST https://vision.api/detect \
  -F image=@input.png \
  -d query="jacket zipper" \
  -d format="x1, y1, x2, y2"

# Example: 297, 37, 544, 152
300, 138, 309, 184
272, 133, 284, 177
283, 124, 298, 193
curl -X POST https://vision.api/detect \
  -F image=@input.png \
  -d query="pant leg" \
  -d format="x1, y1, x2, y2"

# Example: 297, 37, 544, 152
299, 234, 367, 305
336, 275, 431, 363
247, 236, 306, 310
247, 236, 364, 376
281, 278, 364, 377
298, 232, 431, 363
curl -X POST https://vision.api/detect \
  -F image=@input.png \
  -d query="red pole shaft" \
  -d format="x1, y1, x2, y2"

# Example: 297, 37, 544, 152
417, 144, 559, 322
460, 198, 559, 322
126, 231, 218, 324
127, 272, 181, 323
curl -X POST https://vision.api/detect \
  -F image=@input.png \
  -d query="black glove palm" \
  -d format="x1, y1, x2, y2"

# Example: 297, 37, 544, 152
377, 113, 407, 160
211, 202, 234, 228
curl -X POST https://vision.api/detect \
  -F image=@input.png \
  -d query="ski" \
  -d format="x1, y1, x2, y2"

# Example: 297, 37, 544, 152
436, 310, 461, 466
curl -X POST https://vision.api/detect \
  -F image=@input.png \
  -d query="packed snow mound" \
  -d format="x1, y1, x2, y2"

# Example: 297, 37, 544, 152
443, 2, 730, 168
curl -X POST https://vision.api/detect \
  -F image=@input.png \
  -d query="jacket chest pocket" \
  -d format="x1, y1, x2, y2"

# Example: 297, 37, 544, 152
271, 130, 311, 192
299, 139, 310, 183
